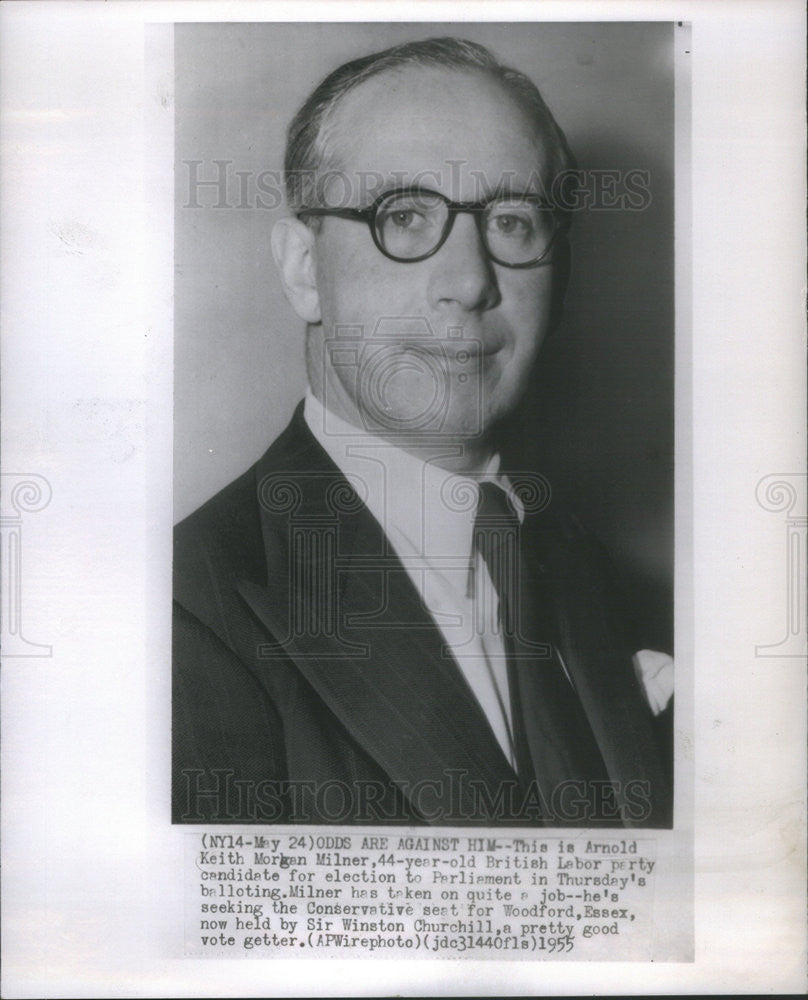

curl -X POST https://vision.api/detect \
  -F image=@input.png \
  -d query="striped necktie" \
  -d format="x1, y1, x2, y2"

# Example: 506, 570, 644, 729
473, 481, 609, 821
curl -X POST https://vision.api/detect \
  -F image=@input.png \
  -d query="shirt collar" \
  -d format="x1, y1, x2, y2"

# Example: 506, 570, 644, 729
303, 391, 521, 575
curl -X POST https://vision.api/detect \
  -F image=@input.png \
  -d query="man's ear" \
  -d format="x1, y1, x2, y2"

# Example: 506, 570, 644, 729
271, 217, 322, 324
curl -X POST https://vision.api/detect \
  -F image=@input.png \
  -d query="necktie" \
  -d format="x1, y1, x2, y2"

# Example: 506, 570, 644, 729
473, 481, 608, 819
472, 482, 535, 784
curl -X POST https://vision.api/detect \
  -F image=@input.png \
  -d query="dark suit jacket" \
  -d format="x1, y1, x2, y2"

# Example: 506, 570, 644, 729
173, 403, 672, 827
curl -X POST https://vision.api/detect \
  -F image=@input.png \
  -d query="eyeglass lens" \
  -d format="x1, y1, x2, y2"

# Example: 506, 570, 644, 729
373, 190, 555, 265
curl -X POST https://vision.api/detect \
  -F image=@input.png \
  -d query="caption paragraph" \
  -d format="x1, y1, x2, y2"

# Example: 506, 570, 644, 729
185, 831, 659, 959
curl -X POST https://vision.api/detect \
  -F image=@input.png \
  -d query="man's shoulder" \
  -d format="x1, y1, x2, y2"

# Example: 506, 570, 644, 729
175, 461, 259, 557
173, 460, 264, 622
173, 404, 315, 616
522, 500, 605, 563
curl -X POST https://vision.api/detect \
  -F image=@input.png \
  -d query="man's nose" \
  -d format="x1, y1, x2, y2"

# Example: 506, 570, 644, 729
426, 212, 501, 313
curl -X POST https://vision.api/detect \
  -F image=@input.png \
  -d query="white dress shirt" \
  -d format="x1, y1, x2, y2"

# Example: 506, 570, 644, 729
304, 390, 523, 767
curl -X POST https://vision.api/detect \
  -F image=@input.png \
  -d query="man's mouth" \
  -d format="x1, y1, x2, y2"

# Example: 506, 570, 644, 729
398, 338, 501, 359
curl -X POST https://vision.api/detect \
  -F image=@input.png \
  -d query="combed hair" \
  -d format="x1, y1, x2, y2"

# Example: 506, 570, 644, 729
284, 36, 576, 216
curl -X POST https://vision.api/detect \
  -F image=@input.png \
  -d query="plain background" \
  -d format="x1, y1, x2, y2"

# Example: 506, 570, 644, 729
174, 21, 675, 650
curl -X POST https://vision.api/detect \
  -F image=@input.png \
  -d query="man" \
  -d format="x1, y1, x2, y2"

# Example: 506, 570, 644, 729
173, 37, 673, 827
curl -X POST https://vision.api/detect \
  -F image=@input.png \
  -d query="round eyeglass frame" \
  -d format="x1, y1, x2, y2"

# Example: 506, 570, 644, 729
297, 186, 567, 269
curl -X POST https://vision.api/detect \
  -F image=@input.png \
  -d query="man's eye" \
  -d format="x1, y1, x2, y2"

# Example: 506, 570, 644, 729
387, 209, 420, 229
378, 193, 444, 232
490, 212, 533, 236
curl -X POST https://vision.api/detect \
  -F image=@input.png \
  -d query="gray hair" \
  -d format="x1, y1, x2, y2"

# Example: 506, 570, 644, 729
284, 36, 576, 217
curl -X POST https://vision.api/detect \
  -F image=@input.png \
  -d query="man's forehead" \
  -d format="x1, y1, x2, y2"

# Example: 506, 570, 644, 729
320, 64, 549, 201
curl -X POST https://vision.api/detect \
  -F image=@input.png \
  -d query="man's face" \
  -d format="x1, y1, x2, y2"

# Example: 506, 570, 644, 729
309, 67, 558, 449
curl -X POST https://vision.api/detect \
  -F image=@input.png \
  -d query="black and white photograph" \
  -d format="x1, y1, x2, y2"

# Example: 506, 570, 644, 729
1, 0, 805, 995
172, 23, 676, 829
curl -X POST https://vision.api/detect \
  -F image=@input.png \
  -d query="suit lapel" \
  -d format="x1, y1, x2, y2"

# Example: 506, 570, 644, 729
238, 409, 518, 822
517, 517, 671, 826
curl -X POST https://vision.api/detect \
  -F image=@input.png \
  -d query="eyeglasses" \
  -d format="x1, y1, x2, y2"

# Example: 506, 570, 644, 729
298, 186, 564, 268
